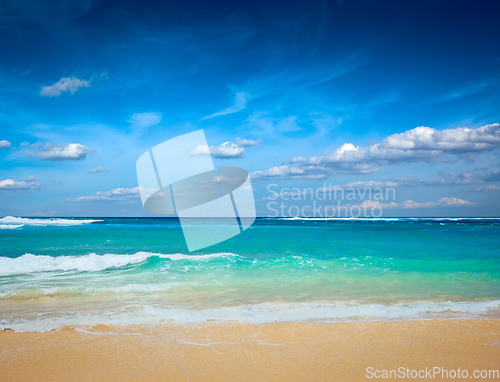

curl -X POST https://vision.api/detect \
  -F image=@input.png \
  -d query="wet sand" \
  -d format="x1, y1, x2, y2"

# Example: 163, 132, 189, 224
1, 319, 499, 381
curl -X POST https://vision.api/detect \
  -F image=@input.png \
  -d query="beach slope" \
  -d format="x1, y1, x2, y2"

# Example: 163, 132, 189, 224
1, 319, 499, 381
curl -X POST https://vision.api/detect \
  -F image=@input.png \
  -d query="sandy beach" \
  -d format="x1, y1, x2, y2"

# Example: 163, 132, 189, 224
1, 319, 499, 381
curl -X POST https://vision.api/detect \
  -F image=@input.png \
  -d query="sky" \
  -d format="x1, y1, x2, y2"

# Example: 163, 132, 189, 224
0, 0, 499, 217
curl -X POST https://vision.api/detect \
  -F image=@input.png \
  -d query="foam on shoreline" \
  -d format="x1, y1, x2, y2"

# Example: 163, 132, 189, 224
2, 300, 499, 332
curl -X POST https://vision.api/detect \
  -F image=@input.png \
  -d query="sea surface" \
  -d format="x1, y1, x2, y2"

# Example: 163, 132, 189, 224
1, 216, 499, 332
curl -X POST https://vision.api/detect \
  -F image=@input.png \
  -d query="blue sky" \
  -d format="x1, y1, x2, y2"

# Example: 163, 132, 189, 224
1, 0, 499, 217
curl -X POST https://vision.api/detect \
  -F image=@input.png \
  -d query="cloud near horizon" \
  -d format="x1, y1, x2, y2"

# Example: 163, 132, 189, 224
467, 184, 500, 192
294, 124, 500, 165
345, 168, 500, 190
69, 187, 140, 202
252, 163, 379, 180
254, 124, 500, 180
357, 197, 474, 209
0, 176, 42, 191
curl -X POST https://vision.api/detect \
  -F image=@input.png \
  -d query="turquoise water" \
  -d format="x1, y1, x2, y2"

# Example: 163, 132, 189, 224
0, 216, 499, 331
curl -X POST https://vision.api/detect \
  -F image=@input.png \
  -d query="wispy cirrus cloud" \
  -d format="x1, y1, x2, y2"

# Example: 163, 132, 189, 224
27, 143, 95, 161
423, 81, 489, 105
0, 176, 42, 191
202, 92, 249, 119
246, 111, 300, 137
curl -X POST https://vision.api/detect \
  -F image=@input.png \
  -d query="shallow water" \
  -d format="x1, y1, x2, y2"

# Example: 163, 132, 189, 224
1, 216, 499, 331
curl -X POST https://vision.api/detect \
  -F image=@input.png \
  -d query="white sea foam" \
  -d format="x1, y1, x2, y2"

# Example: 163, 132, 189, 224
2, 300, 500, 332
3, 283, 183, 297
269, 217, 500, 222
0, 252, 239, 275
104, 283, 181, 293
0, 253, 151, 275
0, 224, 24, 229
157, 252, 239, 261
278, 217, 401, 221
0, 216, 102, 227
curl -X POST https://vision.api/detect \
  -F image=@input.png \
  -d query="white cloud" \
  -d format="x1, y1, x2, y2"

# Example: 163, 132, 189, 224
40, 76, 90, 97
191, 137, 262, 159
29, 143, 95, 161
400, 197, 474, 208
202, 92, 249, 119
391, 171, 478, 188
468, 184, 500, 192
356, 200, 399, 209
308, 168, 499, 190
210, 142, 246, 159
350, 197, 474, 209
251, 163, 379, 180
380, 124, 500, 153
0, 176, 42, 191
252, 165, 320, 179
87, 167, 108, 173
70, 187, 141, 202
189, 145, 211, 156
344, 180, 400, 188
391, 168, 498, 187
299, 124, 500, 166
191, 142, 245, 159
255, 124, 500, 180
234, 138, 262, 147
129, 112, 162, 131
0, 140, 11, 149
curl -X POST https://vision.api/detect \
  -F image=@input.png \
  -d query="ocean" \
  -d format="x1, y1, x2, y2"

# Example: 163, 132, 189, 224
1, 216, 499, 332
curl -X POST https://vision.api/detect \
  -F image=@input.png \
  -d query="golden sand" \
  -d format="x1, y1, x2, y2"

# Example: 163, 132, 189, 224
1, 319, 499, 381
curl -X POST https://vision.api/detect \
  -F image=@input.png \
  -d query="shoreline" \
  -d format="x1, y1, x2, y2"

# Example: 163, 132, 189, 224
1, 319, 499, 381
